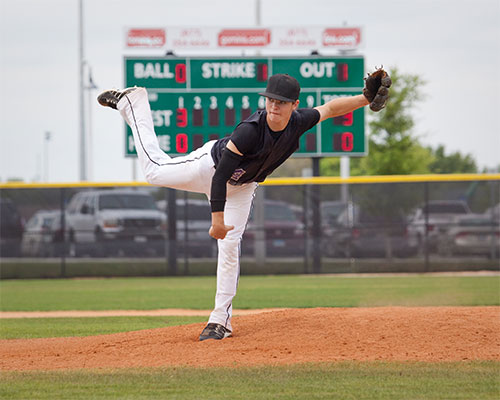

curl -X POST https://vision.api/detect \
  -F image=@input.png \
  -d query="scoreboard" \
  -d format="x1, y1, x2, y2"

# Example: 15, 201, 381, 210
124, 56, 366, 157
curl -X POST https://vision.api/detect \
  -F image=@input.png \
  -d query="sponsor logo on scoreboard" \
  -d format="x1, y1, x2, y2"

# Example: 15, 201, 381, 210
126, 28, 166, 48
125, 27, 361, 50
218, 29, 271, 47
322, 28, 361, 47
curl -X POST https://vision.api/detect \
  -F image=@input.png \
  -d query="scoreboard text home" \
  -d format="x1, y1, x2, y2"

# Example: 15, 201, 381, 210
124, 56, 366, 157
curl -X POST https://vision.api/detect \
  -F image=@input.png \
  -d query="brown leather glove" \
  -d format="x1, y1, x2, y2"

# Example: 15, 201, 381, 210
363, 68, 392, 112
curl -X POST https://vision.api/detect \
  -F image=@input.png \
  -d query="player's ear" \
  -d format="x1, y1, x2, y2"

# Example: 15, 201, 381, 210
292, 99, 299, 110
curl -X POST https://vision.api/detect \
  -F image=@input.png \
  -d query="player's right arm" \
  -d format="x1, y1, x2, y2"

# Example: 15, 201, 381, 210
209, 140, 243, 240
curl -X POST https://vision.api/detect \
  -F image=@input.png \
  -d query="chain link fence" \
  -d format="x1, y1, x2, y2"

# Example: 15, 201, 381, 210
1, 175, 498, 278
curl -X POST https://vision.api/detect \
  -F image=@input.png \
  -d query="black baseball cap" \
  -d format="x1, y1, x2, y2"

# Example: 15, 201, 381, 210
259, 74, 300, 102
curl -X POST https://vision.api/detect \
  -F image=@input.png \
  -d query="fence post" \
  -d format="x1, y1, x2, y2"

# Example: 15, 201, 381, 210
424, 182, 430, 272
312, 158, 321, 274
60, 188, 66, 278
183, 191, 189, 275
167, 188, 177, 275
303, 184, 309, 274
489, 181, 497, 260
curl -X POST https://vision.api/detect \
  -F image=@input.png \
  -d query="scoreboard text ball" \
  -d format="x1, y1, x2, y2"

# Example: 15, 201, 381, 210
124, 56, 366, 157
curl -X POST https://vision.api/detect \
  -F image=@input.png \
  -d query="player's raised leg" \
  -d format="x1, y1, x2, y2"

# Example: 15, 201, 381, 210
97, 87, 212, 194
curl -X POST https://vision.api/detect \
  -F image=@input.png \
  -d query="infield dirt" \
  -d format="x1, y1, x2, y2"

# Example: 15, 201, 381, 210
1, 307, 499, 371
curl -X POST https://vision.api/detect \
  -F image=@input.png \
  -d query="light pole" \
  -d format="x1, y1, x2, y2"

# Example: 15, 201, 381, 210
78, 0, 86, 181
44, 131, 51, 182
85, 65, 98, 181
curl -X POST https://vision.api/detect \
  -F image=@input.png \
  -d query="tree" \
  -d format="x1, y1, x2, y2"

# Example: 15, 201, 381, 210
360, 67, 433, 175
428, 145, 477, 173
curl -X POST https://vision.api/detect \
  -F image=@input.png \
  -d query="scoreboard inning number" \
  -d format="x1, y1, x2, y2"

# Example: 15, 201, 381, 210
125, 56, 366, 157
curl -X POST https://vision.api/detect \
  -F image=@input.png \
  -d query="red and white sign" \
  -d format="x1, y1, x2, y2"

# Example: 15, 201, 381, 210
126, 29, 166, 48
125, 26, 362, 51
322, 28, 361, 48
218, 29, 271, 47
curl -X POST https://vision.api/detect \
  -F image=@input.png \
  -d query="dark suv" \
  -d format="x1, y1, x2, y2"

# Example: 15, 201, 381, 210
331, 203, 414, 258
242, 199, 304, 257
156, 198, 216, 257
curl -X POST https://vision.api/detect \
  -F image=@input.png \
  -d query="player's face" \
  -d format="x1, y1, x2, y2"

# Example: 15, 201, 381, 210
265, 97, 299, 129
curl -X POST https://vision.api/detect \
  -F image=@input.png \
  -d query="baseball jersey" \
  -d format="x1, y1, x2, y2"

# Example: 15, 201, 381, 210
211, 108, 320, 185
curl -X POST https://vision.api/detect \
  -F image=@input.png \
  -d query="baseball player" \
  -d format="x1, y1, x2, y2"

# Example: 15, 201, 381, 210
97, 70, 390, 341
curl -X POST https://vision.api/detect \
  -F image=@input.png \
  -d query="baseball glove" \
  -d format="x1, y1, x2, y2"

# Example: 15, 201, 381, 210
363, 68, 392, 112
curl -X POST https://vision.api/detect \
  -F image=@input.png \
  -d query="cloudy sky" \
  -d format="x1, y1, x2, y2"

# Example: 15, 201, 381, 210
0, 0, 499, 183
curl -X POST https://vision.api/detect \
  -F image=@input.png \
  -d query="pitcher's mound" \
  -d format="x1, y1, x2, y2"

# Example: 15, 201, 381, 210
1, 307, 499, 371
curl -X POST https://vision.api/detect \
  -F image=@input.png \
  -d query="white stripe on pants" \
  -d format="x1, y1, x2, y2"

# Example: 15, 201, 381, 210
117, 87, 257, 332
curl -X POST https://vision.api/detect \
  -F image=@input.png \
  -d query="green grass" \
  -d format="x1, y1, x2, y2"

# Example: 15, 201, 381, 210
1, 275, 499, 312
1, 362, 498, 400
1, 275, 498, 399
0, 316, 206, 339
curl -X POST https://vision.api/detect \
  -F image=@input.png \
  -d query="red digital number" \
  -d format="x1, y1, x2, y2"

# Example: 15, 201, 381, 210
176, 133, 188, 153
176, 108, 187, 127
333, 112, 353, 126
175, 64, 187, 84
341, 132, 354, 152
257, 63, 268, 81
333, 132, 354, 152
337, 63, 348, 82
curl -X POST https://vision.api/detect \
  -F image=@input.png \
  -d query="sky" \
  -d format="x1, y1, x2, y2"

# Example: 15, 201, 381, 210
0, 0, 499, 183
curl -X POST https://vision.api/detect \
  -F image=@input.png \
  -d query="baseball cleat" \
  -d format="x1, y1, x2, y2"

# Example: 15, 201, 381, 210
97, 87, 138, 109
199, 323, 232, 341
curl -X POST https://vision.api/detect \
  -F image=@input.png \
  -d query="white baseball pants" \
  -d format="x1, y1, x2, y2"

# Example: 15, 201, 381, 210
117, 87, 257, 332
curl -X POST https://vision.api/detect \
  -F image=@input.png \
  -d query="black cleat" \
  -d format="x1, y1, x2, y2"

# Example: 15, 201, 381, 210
199, 323, 232, 341
97, 87, 138, 109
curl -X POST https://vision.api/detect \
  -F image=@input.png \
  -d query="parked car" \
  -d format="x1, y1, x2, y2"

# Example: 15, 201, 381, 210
320, 201, 355, 257
407, 200, 472, 252
242, 199, 304, 257
157, 198, 216, 257
330, 204, 414, 258
65, 190, 166, 257
0, 198, 24, 257
436, 214, 500, 258
21, 210, 65, 257
484, 203, 500, 219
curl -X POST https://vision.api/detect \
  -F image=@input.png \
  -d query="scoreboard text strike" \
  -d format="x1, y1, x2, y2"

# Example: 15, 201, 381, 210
124, 56, 365, 157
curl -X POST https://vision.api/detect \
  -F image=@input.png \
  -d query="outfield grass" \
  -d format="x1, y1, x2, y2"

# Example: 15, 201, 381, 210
1, 275, 499, 312
1, 362, 498, 400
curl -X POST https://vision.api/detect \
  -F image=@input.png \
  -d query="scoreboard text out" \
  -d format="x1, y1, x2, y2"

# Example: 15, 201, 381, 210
124, 56, 365, 157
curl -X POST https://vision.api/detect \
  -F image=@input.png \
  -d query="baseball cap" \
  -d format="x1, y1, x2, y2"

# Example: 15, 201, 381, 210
259, 74, 300, 102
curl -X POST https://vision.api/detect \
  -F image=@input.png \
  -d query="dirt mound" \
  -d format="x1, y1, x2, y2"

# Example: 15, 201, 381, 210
1, 307, 499, 371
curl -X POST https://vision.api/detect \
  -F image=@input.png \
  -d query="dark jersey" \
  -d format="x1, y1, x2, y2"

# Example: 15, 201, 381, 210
211, 108, 320, 185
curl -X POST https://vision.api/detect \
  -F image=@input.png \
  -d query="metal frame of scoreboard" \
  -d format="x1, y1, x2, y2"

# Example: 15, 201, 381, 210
124, 55, 366, 158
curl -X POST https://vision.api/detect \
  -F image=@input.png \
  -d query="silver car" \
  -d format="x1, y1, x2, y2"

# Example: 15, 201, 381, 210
436, 214, 500, 258
407, 200, 472, 252
21, 210, 64, 257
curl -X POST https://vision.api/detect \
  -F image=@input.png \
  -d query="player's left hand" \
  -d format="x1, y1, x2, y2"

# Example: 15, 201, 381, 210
363, 68, 392, 112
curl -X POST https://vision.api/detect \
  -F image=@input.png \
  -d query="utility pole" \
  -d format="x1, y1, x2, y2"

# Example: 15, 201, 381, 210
78, 0, 86, 181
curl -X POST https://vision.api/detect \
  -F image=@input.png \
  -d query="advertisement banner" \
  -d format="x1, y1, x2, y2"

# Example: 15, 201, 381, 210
125, 26, 362, 51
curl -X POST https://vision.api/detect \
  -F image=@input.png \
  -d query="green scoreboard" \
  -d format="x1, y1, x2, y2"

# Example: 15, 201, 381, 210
124, 56, 365, 157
